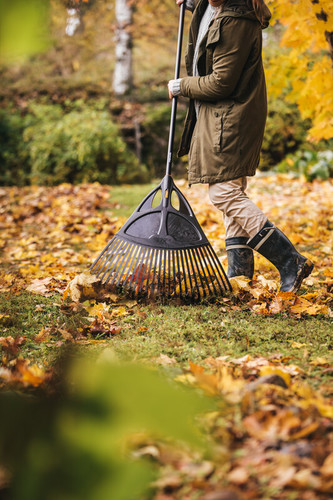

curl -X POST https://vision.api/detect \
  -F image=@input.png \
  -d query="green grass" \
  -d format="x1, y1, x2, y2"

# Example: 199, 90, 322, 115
1, 184, 332, 391
1, 291, 332, 390
106, 303, 333, 387
109, 183, 157, 218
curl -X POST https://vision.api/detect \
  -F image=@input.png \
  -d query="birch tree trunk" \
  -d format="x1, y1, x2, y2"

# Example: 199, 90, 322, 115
113, 0, 133, 95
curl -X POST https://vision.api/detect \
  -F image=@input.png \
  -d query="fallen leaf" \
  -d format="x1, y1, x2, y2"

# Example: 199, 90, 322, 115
63, 272, 101, 302
26, 277, 53, 296
0, 336, 26, 356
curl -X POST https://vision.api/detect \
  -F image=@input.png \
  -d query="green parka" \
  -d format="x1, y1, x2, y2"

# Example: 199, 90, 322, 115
178, 0, 271, 185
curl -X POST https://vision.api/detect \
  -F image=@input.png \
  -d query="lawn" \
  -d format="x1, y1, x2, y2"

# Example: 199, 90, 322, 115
0, 176, 332, 499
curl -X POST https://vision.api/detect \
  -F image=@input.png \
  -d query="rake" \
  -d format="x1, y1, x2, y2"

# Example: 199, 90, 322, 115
89, 2, 231, 301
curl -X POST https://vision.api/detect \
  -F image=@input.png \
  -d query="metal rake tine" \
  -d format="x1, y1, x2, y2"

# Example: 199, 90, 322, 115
127, 245, 148, 292
175, 249, 184, 298
201, 246, 218, 295
185, 248, 200, 299
90, 236, 116, 272
191, 247, 208, 298
182, 248, 194, 298
142, 247, 155, 295
137, 247, 153, 294
150, 248, 160, 296
198, 245, 219, 295
100, 239, 129, 284
112, 242, 136, 287
201, 244, 223, 294
94, 237, 125, 279
167, 249, 172, 296
172, 250, 179, 298
90, 237, 121, 275
122, 243, 142, 288
206, 244, 230, 291
194, 246, 214, 296
179, 248, 189, 297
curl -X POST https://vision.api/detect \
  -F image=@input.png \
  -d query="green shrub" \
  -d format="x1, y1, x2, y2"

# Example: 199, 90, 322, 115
142, 102, 187, 178
260, 96, 310, 171
0, 109, 30, 185
0, 101, 149, 186
276, 149, 333, 181
23, 102, 148, 185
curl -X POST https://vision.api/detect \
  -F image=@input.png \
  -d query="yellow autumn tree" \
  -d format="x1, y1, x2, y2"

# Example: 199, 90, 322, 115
266, 0, 333, 141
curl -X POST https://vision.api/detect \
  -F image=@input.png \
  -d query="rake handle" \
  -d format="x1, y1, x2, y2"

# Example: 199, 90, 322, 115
165, 1, 186, 178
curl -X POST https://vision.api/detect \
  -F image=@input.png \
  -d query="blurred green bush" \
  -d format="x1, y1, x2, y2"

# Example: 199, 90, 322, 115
0, 355, 214, 500
260, 96, 310, 171
1, 96, 331, 186
276, 149, 333, 181
142, 102, 187, 178
0, 101, 149, 186
0, 108, 29, 185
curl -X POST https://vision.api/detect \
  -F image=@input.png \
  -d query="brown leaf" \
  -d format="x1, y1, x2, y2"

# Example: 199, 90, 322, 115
228, 467, 249, 485
0, 336, 26, 356
16, 359, 49, 388
35, 328, 52, 343
321, 453, 333, 477
154, 354, 177, 366
63, 272, 101, 302
58, 328, 74, 342
26, 277, 53, 296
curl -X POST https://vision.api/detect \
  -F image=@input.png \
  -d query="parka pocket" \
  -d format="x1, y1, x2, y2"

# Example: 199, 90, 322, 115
212, 109, 223, 153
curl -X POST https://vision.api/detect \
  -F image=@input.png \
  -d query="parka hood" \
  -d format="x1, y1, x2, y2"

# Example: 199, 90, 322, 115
218, 0, 271, 29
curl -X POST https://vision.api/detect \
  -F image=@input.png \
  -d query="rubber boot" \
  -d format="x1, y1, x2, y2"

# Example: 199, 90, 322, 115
247, 221, 314, 293
225, 237, 254, 282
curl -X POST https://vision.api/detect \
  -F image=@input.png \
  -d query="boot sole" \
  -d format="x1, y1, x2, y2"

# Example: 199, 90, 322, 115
290, 259, 314, 293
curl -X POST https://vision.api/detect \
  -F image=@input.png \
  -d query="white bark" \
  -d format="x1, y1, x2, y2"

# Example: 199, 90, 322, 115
66, 9, 81, 36
113, 0, 133, 95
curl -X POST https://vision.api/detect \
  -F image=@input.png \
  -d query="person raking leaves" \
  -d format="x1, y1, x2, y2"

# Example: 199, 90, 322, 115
168, 0, 314, 293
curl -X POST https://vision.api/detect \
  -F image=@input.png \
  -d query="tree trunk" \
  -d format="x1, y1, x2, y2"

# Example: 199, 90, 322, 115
113, 0, 133, 96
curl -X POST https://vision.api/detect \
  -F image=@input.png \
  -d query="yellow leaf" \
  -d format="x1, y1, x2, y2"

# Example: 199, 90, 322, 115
63, 272, 100, 302
291, 341, 308, 349
84, 302, 110, 319
260, 365, 291, 387
229, 276, 251, 292
310, 357, 331, 367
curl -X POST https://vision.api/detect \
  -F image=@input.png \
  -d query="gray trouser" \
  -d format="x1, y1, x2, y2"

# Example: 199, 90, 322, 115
208, 177, 268, 239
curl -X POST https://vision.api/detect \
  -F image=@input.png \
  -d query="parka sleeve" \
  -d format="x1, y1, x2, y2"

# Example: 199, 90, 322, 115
185, 0, 196, 12
180, 17, 256, 100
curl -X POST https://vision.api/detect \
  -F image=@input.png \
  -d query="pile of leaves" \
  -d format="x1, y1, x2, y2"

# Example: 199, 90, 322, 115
1, 175, 332, 316
123, 353, 333, 500
0, 176, 332, 498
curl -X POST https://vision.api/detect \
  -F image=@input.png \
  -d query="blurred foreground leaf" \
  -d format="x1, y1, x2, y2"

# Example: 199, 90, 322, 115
0, 354, 215, 500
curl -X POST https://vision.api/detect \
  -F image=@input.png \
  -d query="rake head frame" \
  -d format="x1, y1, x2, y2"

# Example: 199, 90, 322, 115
90, 175, 231, 301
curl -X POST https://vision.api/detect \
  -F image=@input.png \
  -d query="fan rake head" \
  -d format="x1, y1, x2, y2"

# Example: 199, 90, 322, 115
90, 176, 231, 301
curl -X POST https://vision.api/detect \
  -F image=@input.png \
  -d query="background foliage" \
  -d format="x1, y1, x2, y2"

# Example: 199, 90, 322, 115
0, 0, 332, 185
